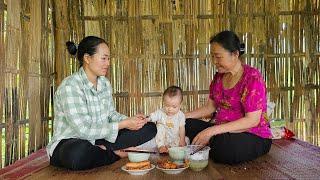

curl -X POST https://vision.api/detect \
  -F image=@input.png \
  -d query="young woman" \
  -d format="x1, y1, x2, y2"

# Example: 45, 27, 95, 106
47, 36, 156, 170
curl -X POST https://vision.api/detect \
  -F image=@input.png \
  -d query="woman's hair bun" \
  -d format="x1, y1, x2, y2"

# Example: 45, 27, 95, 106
239, 43, 245, 55
66, 41, 78, 55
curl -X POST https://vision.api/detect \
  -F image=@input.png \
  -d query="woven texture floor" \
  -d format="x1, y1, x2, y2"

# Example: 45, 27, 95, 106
1, 139, 319, 180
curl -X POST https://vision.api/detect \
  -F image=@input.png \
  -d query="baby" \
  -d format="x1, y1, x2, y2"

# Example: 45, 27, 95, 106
148, 86, 186, 153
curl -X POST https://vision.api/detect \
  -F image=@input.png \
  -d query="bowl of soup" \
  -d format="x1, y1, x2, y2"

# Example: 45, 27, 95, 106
186, 145, 211, 171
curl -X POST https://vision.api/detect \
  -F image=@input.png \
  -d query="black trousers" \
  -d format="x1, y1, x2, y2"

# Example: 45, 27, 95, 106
185, 118, 272, 165
50, 122, 157, 170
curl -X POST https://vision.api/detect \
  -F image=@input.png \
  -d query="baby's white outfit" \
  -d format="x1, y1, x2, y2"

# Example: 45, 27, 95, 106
137, 109, 186, 150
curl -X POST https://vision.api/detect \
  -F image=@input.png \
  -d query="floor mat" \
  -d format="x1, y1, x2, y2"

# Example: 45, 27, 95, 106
0, 148, 49, 180
1, 139, 319, 179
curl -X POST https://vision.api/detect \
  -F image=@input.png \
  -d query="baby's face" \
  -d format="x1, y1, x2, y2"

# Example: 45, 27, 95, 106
163, 95, 182, 116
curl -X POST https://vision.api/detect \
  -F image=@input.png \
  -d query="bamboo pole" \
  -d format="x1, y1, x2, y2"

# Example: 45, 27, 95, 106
19, 0, 31, 159
0, 0, 5, 168
53, 0, 70, 86
28, 0, 44, 152
5, 0, 21, 165
39, 0, 50, 147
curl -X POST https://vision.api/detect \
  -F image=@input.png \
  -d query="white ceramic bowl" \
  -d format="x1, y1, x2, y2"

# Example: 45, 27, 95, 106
128, 152, 150, 162
121, 164, 155, 175
156, 165, 188, 175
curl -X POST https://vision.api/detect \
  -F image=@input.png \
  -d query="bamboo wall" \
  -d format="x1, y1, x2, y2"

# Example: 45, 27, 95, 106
0, 0, 319, 168
72, 0, 320, 121
0, 0, 54, 167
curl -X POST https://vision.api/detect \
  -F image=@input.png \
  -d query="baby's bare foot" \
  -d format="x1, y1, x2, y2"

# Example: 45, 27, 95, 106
96, 145, 106, 150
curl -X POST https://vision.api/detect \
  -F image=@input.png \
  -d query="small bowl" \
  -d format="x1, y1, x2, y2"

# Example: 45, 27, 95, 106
128, 152, 150, 162
168, 147, 187, 163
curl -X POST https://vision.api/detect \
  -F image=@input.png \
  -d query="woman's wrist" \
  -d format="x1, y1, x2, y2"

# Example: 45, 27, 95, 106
210, 125, 221, 136
185, 112, 191, 119
118, 119, 127, 129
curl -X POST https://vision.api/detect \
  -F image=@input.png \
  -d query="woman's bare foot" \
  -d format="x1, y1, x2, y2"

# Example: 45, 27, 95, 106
114, 150, 128, 158
114, 147, 138, 158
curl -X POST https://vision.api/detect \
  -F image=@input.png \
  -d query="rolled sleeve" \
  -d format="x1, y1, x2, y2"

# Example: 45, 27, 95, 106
103, 122, 119, 143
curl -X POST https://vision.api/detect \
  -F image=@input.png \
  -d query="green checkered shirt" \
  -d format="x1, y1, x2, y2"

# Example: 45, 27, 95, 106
46, 67, 127, 157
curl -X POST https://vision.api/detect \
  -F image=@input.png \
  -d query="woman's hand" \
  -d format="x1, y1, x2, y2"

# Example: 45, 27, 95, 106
192, 126, 217, 145
119, 114, 148, 130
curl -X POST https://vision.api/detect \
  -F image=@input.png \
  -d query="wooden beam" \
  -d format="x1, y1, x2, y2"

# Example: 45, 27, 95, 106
52, 0, 70, 86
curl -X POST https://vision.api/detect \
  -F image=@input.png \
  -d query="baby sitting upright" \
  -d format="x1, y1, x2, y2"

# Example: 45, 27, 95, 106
148, 86, 186, 153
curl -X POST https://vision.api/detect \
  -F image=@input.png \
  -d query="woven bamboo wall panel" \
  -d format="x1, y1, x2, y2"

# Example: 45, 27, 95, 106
72, 0, 320, 121
0, 0, 54, 167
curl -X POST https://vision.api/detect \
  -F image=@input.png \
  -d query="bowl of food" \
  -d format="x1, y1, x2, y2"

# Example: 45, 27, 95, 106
122, 160, 155, 175
156, 159, 189, 174
128, 152, 150, 163
186, 145, 210, 171
168, 146, 187, 163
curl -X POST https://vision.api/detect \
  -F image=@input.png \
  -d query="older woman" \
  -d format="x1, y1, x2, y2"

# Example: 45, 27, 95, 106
185, 31, 272, 165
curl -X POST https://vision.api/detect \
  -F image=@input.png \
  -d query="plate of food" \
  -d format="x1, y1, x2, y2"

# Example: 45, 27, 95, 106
121, 160, 155, 175
156, 159, 189, 175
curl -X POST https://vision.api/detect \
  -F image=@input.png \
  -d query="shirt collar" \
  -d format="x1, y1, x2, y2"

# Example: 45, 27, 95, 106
79, 67, 105, 93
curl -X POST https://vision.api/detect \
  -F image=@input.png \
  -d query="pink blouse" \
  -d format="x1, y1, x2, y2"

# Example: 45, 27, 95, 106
209, 64, 272, 139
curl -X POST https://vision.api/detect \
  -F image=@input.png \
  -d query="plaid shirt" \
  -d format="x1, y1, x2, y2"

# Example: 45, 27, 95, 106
46, 67, 127, 157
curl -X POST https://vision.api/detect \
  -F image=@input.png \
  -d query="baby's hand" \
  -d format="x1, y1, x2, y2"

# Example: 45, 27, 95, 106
158, 146, 169, 154
179, 141, 186, 147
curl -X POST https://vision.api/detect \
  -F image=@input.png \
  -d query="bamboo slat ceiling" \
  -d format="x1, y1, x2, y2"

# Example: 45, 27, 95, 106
0, 0, 319, 168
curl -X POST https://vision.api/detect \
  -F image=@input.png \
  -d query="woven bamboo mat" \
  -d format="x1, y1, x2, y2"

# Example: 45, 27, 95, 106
1, 139, 319, 180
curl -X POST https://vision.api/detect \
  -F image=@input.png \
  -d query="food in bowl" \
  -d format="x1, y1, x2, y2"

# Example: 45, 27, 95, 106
189, 159, 209, 171
125, 160, 151, 170
157, 159, 189, 169
156, 159, 189, 175
168, 146, 187, 163
187, 145, 210, 171
122, 161, 155, 175
128, 152, 150, 162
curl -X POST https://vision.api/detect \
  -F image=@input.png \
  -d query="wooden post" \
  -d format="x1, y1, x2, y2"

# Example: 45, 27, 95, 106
0, 0, 5, 168
5, 0, 21, 165
19, 0, 31, 160
28, 0, 44, 152
39, 0, 50, 147
53, 0, 70, 86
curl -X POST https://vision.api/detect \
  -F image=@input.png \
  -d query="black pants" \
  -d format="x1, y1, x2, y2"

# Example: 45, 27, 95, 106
185, 118, 272, 165
50, 122, 157, 170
